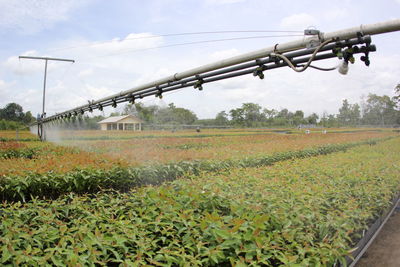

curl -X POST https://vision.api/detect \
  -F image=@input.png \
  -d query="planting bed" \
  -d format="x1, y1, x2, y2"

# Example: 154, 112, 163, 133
0, 128, 399, 266
61, 130, 395, 165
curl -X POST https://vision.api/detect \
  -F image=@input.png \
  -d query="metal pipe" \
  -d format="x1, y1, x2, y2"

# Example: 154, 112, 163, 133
130, 37, 371, 97
99, 49, 372, 105
18, 56, 75, 63
323, 19, 400, 40
43, 60, 48, 117
45, 19, 400, 121
129, 44, 376, 100
50, 38, 371, 120
79, 19, 400, 103
138, 52, 343, 98
46, 42, 375, 121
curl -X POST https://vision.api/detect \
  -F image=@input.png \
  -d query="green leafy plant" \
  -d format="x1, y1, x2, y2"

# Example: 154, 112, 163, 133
1, 137, 399, 265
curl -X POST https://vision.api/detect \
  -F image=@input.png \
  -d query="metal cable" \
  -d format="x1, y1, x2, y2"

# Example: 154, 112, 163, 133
48, 30, 303, 52
298, 64, 337, 71
88, 34, 305, 59
270, 38, 334, 72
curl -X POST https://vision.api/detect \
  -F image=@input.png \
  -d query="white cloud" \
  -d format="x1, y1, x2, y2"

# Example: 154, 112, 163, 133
280, 13, 318, 30
205, 0, 246, 5
4, 51, 42, 75
51, 80, 120, 109
209, 48, 241, 61
78, 68, 93, 78
323, 8, 348, 21
0, 80, 17, 106
0, 0, 90, 33
52, 32, 164, 60
90, 33, 164, 55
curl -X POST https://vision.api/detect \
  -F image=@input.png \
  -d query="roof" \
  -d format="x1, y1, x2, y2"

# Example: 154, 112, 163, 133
98, 114, 143, 124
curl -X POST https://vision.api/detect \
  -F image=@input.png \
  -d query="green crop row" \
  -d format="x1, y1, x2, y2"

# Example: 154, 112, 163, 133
0, 147, 37, 159
0, 137, 395, 202
0, 143, 80, 160
1, 138, 399, 266
0, 137, 40, 142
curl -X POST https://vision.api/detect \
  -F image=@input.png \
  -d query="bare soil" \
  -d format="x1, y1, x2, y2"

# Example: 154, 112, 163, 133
356, 208, 400, 267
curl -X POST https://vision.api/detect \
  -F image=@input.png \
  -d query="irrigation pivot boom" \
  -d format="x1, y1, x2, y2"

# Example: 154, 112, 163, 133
41, 19, 400, 124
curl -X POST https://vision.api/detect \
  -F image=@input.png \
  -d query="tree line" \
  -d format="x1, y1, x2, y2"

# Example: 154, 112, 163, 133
1, 86, 399, 130
0, 103, 35, 130
120, 92, 399, 128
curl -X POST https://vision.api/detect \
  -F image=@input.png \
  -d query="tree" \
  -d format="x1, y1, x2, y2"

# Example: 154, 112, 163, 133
229, 103, 266, 127
122, 102, 197, 125
293, 110, 305, 126
276, 108, 289, 119
337, 99, 351, 125
337, 99, 360, 126
306, 113, 319, 124
362, 94, 398, 126
170, 107, 198, 125
215, 111, 229, 125
395, 84, 400, 108
0, 103, 24, 121
122, 104, 139, 116
262, 108, 277, 126
23, 111, 35, 124
350, 104, 361, 125
229, 107, 245, 126
109, 111, 121, 117
320, 111, 329, 127
273, 108, 295, 126
196, 119, 216, 126
134, 103, 158, 123
0, 103, 36, 125
242, 103, 264, 124
327, 114, 338, 127
155, 103, 198, 125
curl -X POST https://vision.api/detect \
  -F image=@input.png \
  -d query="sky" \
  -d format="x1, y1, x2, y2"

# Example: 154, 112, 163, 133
0, 0, 399, 119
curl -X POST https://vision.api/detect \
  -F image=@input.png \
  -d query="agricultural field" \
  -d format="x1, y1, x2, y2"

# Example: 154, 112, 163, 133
0, 128, 399, 266
57, 128, 396, 165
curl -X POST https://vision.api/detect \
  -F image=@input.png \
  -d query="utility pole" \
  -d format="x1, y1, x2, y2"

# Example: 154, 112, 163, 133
19, 56, 74, 141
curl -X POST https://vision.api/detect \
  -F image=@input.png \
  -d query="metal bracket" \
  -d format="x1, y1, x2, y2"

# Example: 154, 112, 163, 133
155, 86, 163, 99
359, 35, 373, 66
306, 39, 321, 49
253, 59, 265, 79
194, 75, 204, 91
304, 28, 322, 49
304, 29, 320, 36
111, 99, 117, 108
128, 94, 135, 104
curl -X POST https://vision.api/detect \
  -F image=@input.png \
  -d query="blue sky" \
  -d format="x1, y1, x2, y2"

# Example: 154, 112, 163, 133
1, 0, 399, 119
